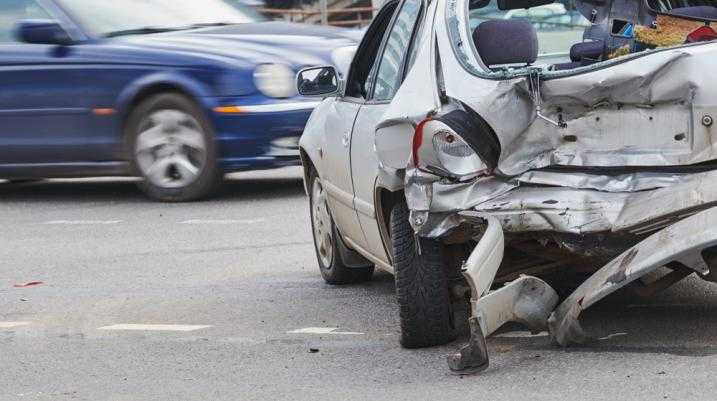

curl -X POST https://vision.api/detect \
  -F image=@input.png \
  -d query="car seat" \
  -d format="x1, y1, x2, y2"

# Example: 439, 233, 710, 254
472, 19, 538, 69
552, 40, 604, 70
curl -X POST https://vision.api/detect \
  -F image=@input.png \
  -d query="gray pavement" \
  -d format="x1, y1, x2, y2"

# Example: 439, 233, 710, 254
1, 167, 716, 400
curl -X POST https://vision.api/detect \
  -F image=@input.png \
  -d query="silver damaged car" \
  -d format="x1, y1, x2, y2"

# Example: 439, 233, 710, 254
297, 0, 717, 373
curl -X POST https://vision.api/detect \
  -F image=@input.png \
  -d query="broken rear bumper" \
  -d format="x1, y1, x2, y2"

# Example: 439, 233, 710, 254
450, 206, 717, 373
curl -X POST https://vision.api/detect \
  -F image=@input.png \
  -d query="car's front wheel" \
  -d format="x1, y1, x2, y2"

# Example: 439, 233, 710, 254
391, 202, 456, 348
309, 170, 373, 284
127, 93, 221, 202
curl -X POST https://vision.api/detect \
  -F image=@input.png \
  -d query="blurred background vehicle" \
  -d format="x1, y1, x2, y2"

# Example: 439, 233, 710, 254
0, 0, 360, 201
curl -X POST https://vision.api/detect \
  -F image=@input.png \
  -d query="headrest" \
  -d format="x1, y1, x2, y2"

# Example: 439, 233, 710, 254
570, 41, 604, 62
472, 20, 538, 67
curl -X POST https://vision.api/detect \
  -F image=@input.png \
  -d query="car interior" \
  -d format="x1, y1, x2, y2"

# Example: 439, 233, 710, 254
469, 0, 717, 72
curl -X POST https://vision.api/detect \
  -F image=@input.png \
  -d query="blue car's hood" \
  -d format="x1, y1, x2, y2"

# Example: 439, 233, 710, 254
115, 22, 361, 69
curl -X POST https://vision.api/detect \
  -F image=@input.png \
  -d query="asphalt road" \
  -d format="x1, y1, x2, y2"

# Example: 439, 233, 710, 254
1, 167, 717, 401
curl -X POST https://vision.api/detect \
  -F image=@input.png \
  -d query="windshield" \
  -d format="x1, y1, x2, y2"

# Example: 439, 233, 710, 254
469, 0, 589, 55
57, 0, 265, 37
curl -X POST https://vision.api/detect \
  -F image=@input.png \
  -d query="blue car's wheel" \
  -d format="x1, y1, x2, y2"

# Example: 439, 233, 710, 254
127, 93, 221, 202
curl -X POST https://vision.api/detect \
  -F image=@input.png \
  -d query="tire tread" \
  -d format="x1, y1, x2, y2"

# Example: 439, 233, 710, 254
391, 203, 456, 348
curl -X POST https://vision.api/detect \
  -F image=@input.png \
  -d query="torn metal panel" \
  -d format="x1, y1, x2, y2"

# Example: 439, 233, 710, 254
548, 206, 717, 346
416, 168, 717, 237
393, 4, 717, 237
406, 169, 717, 237
613, 170, 717, 233
431, 0, 717, 177
515, 170, 691, 193
448, 214, 558, 374
470, 187, 629, 234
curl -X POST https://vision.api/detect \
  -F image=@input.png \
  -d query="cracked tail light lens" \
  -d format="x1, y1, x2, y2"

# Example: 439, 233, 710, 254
413, 119, 488, 178
432, 130, 487, 176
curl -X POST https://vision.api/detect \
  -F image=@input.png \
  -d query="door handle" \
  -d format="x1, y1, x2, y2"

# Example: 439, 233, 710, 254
342, 131, 350, 147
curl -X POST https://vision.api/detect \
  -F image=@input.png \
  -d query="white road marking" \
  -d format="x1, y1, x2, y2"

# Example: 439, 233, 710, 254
493, 331, 549, 338
180, 219, 266, 225
0, 321, 31, 329
98, 324, 212, 332
287, 327, 364, 335
43, 220, 122, 225
599, 332, 628, 340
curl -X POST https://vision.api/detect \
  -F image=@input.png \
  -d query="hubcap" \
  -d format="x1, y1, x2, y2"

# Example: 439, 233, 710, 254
311, 178, 334, 267
135, 110, 207, 188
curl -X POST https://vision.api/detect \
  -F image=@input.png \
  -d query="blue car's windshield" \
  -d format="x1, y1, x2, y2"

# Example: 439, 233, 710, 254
57, 0, 265, 37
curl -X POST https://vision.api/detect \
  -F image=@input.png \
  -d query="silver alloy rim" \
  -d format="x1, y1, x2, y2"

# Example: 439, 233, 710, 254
135, 109, 207, 189
311, 177, 334, 267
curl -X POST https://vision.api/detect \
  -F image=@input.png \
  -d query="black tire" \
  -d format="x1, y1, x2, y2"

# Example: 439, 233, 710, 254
391, 202, 456, 348
126, 93, 221, 202
309, 170, 374, 284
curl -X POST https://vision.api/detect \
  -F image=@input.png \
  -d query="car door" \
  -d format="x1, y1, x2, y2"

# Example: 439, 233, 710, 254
350, 0, 424, 262
0, 0, 112, 165
319, 2, 400, 249
318, 99, 367, 246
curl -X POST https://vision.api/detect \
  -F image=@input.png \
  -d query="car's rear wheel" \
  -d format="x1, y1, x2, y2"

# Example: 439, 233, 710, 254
127, 93, 220, 202
309, 170, 373, 284
391, 202, 456, 348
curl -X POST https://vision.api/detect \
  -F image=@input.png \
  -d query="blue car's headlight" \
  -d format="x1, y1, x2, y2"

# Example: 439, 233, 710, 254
253, 63, 297, 98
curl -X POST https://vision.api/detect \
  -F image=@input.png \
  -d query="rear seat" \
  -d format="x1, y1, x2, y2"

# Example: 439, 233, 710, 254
552, 40, 604, 71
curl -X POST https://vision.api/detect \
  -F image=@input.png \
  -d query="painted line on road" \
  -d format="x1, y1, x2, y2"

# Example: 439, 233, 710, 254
42, 220, 122, 225
287, 327, 364, 335
0, 321, 31, 329
180, 219, 266, 225
98, 324, 212, 332
599, 332, 628, 340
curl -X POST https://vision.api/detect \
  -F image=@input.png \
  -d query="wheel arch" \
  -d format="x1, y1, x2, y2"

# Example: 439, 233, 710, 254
299, 146, 315, 196
375, 183, 406, 265
117, 74, 214, 159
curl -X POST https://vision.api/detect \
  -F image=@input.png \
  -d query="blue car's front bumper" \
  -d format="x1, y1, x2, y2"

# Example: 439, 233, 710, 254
207, 97, 320, 172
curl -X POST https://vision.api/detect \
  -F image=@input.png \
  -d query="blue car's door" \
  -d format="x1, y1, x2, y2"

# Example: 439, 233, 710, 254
0, 0, 117, 165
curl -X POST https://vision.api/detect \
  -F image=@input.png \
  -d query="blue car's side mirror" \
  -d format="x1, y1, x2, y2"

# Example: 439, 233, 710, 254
14, 19, 73, 46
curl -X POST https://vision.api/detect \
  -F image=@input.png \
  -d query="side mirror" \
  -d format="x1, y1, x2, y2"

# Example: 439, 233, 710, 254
296, 66, 341, 97
14, 19, 73, 46
497, 0, 554, 10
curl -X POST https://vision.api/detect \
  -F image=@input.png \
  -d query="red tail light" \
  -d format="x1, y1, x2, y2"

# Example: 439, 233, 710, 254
412, 118, 431, 166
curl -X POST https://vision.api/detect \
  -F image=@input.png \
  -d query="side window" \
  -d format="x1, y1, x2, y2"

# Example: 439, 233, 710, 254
371, 0, 422, 102
0, 0, 51, 44
344, 1, 399, 99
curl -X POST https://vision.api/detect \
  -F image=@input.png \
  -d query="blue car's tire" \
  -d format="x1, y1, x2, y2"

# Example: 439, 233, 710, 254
127, 93, 221, 202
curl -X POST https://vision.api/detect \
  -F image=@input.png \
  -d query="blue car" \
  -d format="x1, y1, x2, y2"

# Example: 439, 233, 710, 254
0, 0, 359, 200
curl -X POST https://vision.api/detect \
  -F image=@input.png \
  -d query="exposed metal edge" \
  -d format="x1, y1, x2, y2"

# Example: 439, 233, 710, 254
548, 206, 717, 346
